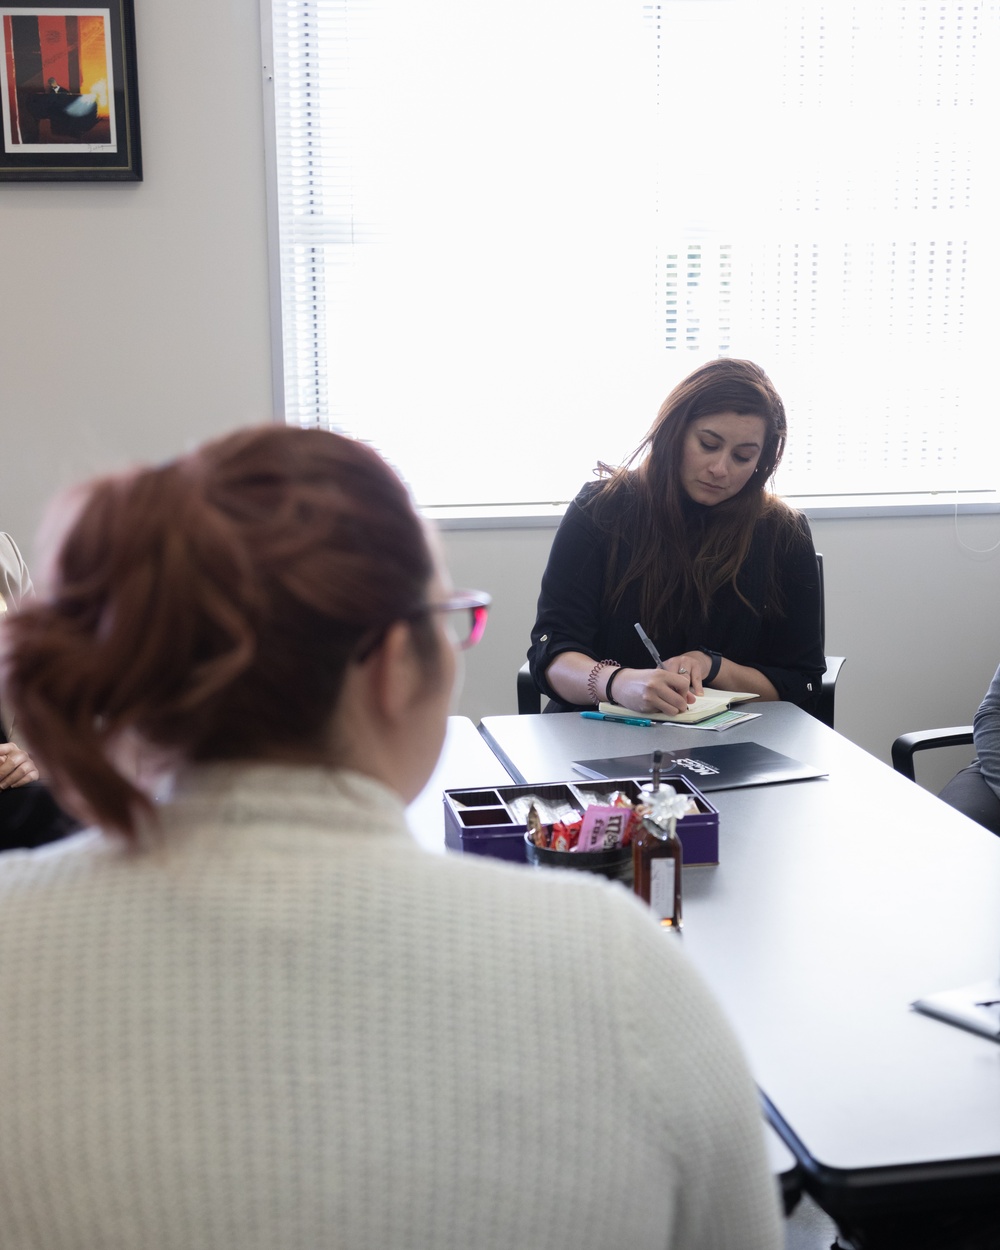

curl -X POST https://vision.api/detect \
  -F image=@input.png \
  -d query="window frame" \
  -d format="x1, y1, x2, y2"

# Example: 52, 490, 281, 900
259, 0, 1000, 526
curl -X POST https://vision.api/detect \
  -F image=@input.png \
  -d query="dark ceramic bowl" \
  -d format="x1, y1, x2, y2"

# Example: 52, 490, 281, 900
524, 834, 633, 882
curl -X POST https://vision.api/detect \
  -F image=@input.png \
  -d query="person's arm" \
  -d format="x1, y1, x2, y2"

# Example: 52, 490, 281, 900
659, 649, 780, 701
974, 665, 1000, 801
0, 744, 40, 790
0, 533, 33, 609
529, 489, 639, 707
614, 510, 819, 710
545, 649, 695, 715
743, 513, 826, 709
527, 496, 598, 701
530, 495, 700, 715
546, 649, 775, 717
0, 536, 36, 777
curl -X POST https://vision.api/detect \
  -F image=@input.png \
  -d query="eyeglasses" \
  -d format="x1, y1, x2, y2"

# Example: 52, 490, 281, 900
355, 590, 491, 661
424, 590, 491, 650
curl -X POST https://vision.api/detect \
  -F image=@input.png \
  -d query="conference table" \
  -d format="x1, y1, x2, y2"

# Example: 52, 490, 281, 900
468, 705, 1000, 1248
407, 715, 805, 1213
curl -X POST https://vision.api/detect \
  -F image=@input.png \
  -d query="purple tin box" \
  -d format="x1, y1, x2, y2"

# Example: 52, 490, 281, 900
443, 776, 718, 866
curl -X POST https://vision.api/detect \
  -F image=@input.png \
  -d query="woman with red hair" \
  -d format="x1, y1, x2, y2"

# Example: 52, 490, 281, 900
0, 426, 780, 1250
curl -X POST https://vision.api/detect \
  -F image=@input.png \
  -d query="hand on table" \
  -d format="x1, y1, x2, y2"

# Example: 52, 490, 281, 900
0, 743, 40, 790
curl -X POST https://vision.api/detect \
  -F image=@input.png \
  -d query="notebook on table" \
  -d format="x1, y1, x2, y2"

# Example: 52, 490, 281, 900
572, 740, 827, 792
597, 689, 758, 725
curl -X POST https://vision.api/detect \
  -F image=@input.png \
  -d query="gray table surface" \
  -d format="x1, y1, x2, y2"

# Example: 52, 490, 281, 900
406, 716, 513, 854
478, 704, 1000, 1224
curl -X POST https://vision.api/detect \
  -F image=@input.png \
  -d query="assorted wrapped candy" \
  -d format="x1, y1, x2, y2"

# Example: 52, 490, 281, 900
526, 790, 642, 853
509, 793, 580, 829
445, 775, 717, 868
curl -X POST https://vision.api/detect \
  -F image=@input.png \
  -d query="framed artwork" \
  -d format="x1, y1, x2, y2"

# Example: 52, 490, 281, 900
0, 0, 140, 181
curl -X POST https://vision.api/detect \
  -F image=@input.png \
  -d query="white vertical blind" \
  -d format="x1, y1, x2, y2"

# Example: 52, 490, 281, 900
267, 0, 1000, 506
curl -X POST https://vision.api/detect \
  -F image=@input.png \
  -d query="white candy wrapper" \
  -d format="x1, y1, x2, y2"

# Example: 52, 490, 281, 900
643, 784, 697, 838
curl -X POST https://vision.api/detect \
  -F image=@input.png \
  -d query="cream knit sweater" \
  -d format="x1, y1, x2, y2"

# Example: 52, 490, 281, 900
0, 764, 781, 1249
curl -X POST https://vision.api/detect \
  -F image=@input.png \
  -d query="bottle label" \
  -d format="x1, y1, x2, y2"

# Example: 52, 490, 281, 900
649, 857, 676, 923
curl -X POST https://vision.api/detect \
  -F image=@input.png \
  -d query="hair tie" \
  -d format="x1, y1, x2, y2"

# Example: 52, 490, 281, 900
586, 660, 619, 705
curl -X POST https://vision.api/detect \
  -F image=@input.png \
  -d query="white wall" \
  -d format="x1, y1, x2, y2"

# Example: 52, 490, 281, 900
0, 0, 273, 549
2, 0, 998, 798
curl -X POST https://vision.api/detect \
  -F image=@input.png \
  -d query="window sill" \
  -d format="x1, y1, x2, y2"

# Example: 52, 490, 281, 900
423, 492, 1000, 531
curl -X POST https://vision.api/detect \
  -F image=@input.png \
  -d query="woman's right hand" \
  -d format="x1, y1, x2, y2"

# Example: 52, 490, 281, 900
610, 668, 696, 716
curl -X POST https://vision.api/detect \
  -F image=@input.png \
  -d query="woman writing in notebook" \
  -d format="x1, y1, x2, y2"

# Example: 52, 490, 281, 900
528, 358, 825, 715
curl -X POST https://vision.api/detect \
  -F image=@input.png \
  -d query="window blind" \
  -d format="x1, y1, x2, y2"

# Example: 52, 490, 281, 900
267, 0, 1000, 507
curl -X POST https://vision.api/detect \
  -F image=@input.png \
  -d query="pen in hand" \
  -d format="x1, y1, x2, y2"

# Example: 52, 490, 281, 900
634, 622, 663, 667
634, 622, 699, 706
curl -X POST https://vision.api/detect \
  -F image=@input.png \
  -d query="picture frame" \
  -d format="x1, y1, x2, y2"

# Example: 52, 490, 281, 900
0, 0, 141, 181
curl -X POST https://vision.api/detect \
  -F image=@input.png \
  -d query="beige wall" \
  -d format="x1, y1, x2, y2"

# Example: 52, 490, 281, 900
2, 0, 998, 798
0, 0, 273, 549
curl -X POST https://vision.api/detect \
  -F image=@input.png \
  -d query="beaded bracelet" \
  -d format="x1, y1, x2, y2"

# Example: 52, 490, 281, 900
586, 659, 620, 705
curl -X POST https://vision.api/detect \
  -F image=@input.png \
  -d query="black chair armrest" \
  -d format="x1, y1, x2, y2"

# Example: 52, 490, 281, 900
891, 726, 975, 782
813, 655, 845, 731
517, 661, 542, 715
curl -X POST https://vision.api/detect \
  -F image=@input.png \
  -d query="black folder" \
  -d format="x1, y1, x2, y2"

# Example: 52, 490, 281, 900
572, 740, 826, 792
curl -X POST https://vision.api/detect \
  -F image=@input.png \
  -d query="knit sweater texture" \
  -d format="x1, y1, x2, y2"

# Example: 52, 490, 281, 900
0, 764, 782, 1249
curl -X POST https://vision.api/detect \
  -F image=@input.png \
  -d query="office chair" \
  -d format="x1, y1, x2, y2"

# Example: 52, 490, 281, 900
517, 552, 846, 730
891, 725, 1000, 836
890, 727, 975, 783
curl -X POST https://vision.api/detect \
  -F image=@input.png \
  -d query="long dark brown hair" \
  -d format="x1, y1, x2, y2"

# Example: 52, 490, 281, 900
0, 426, 437, 837
592, 358, 798, 631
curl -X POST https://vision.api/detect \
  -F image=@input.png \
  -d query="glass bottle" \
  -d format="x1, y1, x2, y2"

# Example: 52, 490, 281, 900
632, 750, 684, 930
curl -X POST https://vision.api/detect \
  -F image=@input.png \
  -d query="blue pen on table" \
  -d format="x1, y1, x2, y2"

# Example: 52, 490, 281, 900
580, 711, 655, 727
634, 621, 663, 667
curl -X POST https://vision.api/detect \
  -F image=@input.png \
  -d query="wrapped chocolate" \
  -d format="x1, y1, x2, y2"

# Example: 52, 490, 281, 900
508, 793, 581, 828
526, 803, 547, 848
549, 819, 581, 852
576, 792, 640, 852
523, 790, 648, 855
